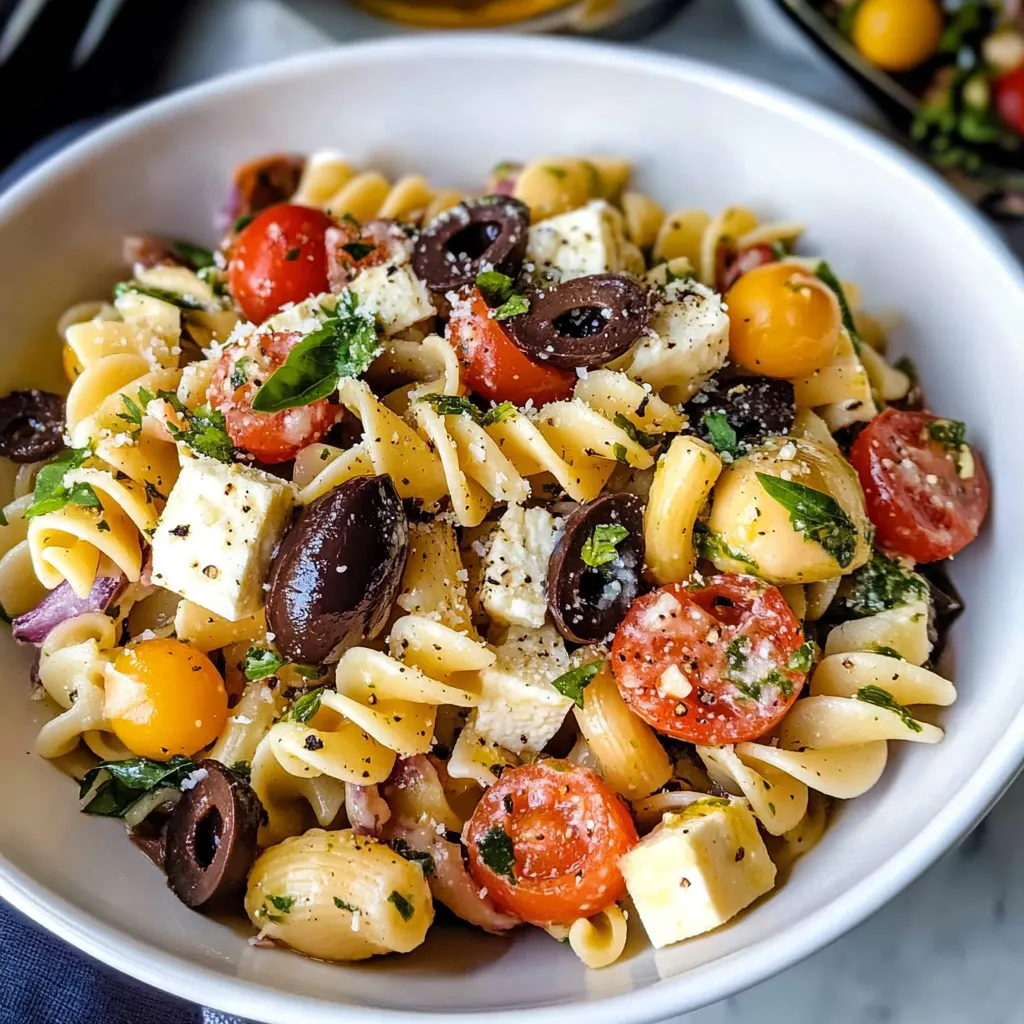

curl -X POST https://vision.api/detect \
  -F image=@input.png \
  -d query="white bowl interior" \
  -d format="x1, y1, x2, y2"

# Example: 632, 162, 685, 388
1, 37, 1023, 1024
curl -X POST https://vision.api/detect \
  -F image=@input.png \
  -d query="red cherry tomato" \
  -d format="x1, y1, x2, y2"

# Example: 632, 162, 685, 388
228, 204, 332, 323
325, 219, 402, 291
448, 289, 575, 407
720, 243, 779, 292
611, 575, 807, 746
995, 67, 1024, 136
207, 330, 337, 463
849, 408, 989, 562
464, 761, 637, 926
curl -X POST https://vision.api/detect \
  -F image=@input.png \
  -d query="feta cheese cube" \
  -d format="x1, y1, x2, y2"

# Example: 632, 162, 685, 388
474, 623, 571, 753
481, 504, 560, 629
621, 797, 776, 947
151, 454, 294, 621
348, 263, 434, 336
526, 200, 631, 283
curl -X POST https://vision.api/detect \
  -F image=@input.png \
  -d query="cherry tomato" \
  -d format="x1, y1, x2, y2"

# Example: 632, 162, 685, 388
720, 243, 779, 292
726, 262, 841, 379
849, 408, 990, 562
995, 67, 1024, 136
448, 289, 575, 407
104, 639, 228, 760
207, 329, 338, 463
464, 760, 637, 926
325, 218, 401, 291
611, 575, 807, 746
852, 0, 943, 72
227, 204, 332, 324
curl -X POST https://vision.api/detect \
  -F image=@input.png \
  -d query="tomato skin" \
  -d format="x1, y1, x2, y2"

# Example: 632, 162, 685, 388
207, 330, 338, 463
720, 243, 779, 292
995, 67, 1024, 136
228, 204, 332, 323
464, 761, 637, 926
612, 576, 807, 746
449, 289, 575, 406
849, 408, 990, 562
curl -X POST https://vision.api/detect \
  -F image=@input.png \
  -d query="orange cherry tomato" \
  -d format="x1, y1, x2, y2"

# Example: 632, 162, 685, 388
852, 0, 943, 73
448, 289, 575, 407
207, 329, 338, 463
228, 204, 332, 324
849, 408, 990, 563
611, 575, 807, 746
464, 761, 637, 926
104, 639, 229, 760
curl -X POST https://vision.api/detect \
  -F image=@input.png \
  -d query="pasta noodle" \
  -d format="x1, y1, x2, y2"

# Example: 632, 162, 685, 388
545, 904, 629, 969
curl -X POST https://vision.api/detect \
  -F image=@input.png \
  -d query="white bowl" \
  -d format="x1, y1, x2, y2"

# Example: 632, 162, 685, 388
1, 34, 1022, 1024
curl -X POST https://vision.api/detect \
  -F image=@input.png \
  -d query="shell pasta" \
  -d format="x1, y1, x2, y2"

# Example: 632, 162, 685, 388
3, 150, 987, 971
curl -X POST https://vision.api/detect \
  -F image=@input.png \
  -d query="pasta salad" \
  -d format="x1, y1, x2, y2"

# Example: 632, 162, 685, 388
0, 151, 988, 969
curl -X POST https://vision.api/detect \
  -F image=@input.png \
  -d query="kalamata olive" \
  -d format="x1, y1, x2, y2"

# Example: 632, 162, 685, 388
229, 153, 305, 223
503, 274, 650, 370
164, 760, 263, 910
266, 474, 408, 664
0, 390, 65, 463
919, 562, 963, 662
411, 196, 530, 291
547, 493, 646, 645
685, 375, 795, 447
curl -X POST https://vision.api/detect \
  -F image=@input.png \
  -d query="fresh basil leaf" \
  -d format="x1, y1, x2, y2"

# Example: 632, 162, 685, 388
492, 293, 530, 321
117, 394, 144, 429
252, 306, 381, 414
612, 443, 630, 466
475, 271, 514, 306
170, 240, 216, 270
814, 261, 862, 353
549, 660, 602, 709
388, 890, 416, 921
291, 663, 325, 680
702, 412, 740, 458
755, 473, 857, 568
841, 551, 926, 618
786, 640, 816, 674
477, 825, 516, 883
245, 647, 283, 681
285, 686, 324, 724
417, 393, 481, 420
167, 405, 234, 463
480, 401, 516, 426
25, 448, 103, 519
113, 281, 204, 311
613, 413, 656, 449
391, 838, 436, 876
79, 755, 194, 817
856, 685, 922, 733
342, 241, 376, 261
693, 521, 758, 570
580, 524, 628, 568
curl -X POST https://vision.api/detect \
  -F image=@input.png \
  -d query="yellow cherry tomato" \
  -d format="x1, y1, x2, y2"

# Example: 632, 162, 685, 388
725, 262, 841, 379
852, 0, 943, 73
62, 341, 83, 382
105, 638, 228, 760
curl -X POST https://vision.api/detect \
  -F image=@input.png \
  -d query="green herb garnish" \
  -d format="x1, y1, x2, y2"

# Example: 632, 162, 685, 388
229, 760, 251, 781
841, 551, 926, 618
756, 473, 857, 568
868, 644, 906, 661
25, 448, 103, 519
117, 394, 145, 429
341, 241, 375, 261
230, 355, 253, 391
284, 686, 324, 724
702, 412, 740, 458
580, 523, 628, 568
334, 897, 361, 913
769, 240, 789, 260
79, 755, 194, 817
391, 839, 436, 876
613, 413, 656, 449
170, 241, 215, 270
481, 401, 516, 426
787, 640, 816, 674
612, 443, 630, 466
417, 393, 480, 420
856, 685, 922, 733
0, 509, 8, 528
291, 663, 325, 680
113, 281, 204, 310
388, 891, 416, 921
549, 660, 602, 709
815, 260, 862, 353
725, 635, 750, 681
694, 521, 758, 570
245, 647, 284, 681
545, 166, 567, 180
477, 825, 517, 883
166, 405, 234, 462
927, 418, 966, 453
475, 271, 530, 321
233, 213, 256, 234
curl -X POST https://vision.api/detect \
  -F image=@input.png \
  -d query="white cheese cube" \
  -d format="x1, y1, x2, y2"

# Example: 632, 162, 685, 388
525, 200, 630, 283
626, 277, 729, 402
474, 623, 571, 754
151, 453, 294, 622
621, 797, 776, 947
348, 262, 434, 336
481, 504, 560, 629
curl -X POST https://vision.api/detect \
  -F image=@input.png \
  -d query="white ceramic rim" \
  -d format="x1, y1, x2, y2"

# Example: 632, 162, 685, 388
1, 33, 1022, 1024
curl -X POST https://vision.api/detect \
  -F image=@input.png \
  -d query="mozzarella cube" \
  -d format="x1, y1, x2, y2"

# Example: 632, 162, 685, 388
621, 797, 776, 947
474, 623, 571, 753
627, 278, 729, 402
348, 262, 434, 336
526, 200, 632, 283
151, 453, 294, 621
481, 504, 560, 629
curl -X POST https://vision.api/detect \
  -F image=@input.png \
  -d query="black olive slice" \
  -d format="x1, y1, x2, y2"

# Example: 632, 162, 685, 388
503, 274, 650, 370
547, 493, 646, 645
685, 375, 795, 447
0, 390, 66, 463
266, 474, 408, 664
412, 196, 530, 291
164, 760, 263, 910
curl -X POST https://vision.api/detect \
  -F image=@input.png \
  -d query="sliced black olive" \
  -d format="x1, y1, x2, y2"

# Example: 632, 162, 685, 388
164, 760, 263, 910
685, 375, 795, 447
412, 196, 530, 291
547, 493, 646, 644
0, 390, 65, 463
504, 274, 650, 370
919, 562, 964, 662
266, 474, 408, 663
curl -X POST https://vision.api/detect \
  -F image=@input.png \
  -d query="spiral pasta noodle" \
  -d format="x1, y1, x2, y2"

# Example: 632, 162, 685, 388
545, 903, 630, 970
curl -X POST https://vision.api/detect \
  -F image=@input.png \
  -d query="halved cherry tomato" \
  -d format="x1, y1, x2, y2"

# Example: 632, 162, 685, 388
464, 760, 637, 926
611, 575, 807, 746
448, 289, 575, 406
720, 243, 779, 292
325, 219, 402, 291
995, 67, 1024, 136
207, 329, 337, 463
849, 408, 990, 562
228, 204, 332, 324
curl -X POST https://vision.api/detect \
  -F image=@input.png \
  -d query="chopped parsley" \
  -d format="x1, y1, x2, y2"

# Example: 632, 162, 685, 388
170, 240, 216, 270
702, 412, 740, 459
245, 647, 284, 681
291, 663, 325, 679
341, 241, 376, 261
725, 635, 750, 681
856, 684, 922, 733
229, 760, 251, 781
391, 838, 436, 876
580, 523, 629, 568
259, 893, 295, 923
694, 521, 758, 570
756, 473, 857, 568
814, 260, 862, 353
333, 897, 361, 913
417, 393, 480, 419
230, 355, 253, 390
79, 755, 194, 818
113, 281, 204, 310
481, 401, 516, 426
868, 644, 906, 661
284, 247, 301, 261
388, 891, 416, 921
613, 413, 656, 450
612, 442, 631, 466
841, 551, 926, 618
549, 660, 602, 709
477, 826, 516, 884
166, 404, 234, 463
786, 640, 816, 674
927, 418, 966, 453
233, 212, 256, 234
284, 686, 324, 724
24, 448, 102, 520
475, 270, 530, 321
117, 394, 145, 430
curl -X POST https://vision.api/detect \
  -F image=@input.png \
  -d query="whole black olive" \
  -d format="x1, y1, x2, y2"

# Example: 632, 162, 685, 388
164, 760, 264, 910
503, 274, 650, 370
266, 474, 408, 664
685, 375, 795, 447
412, 196, 530, 291
547, 493, 646, 645
0, 390, 65, 463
